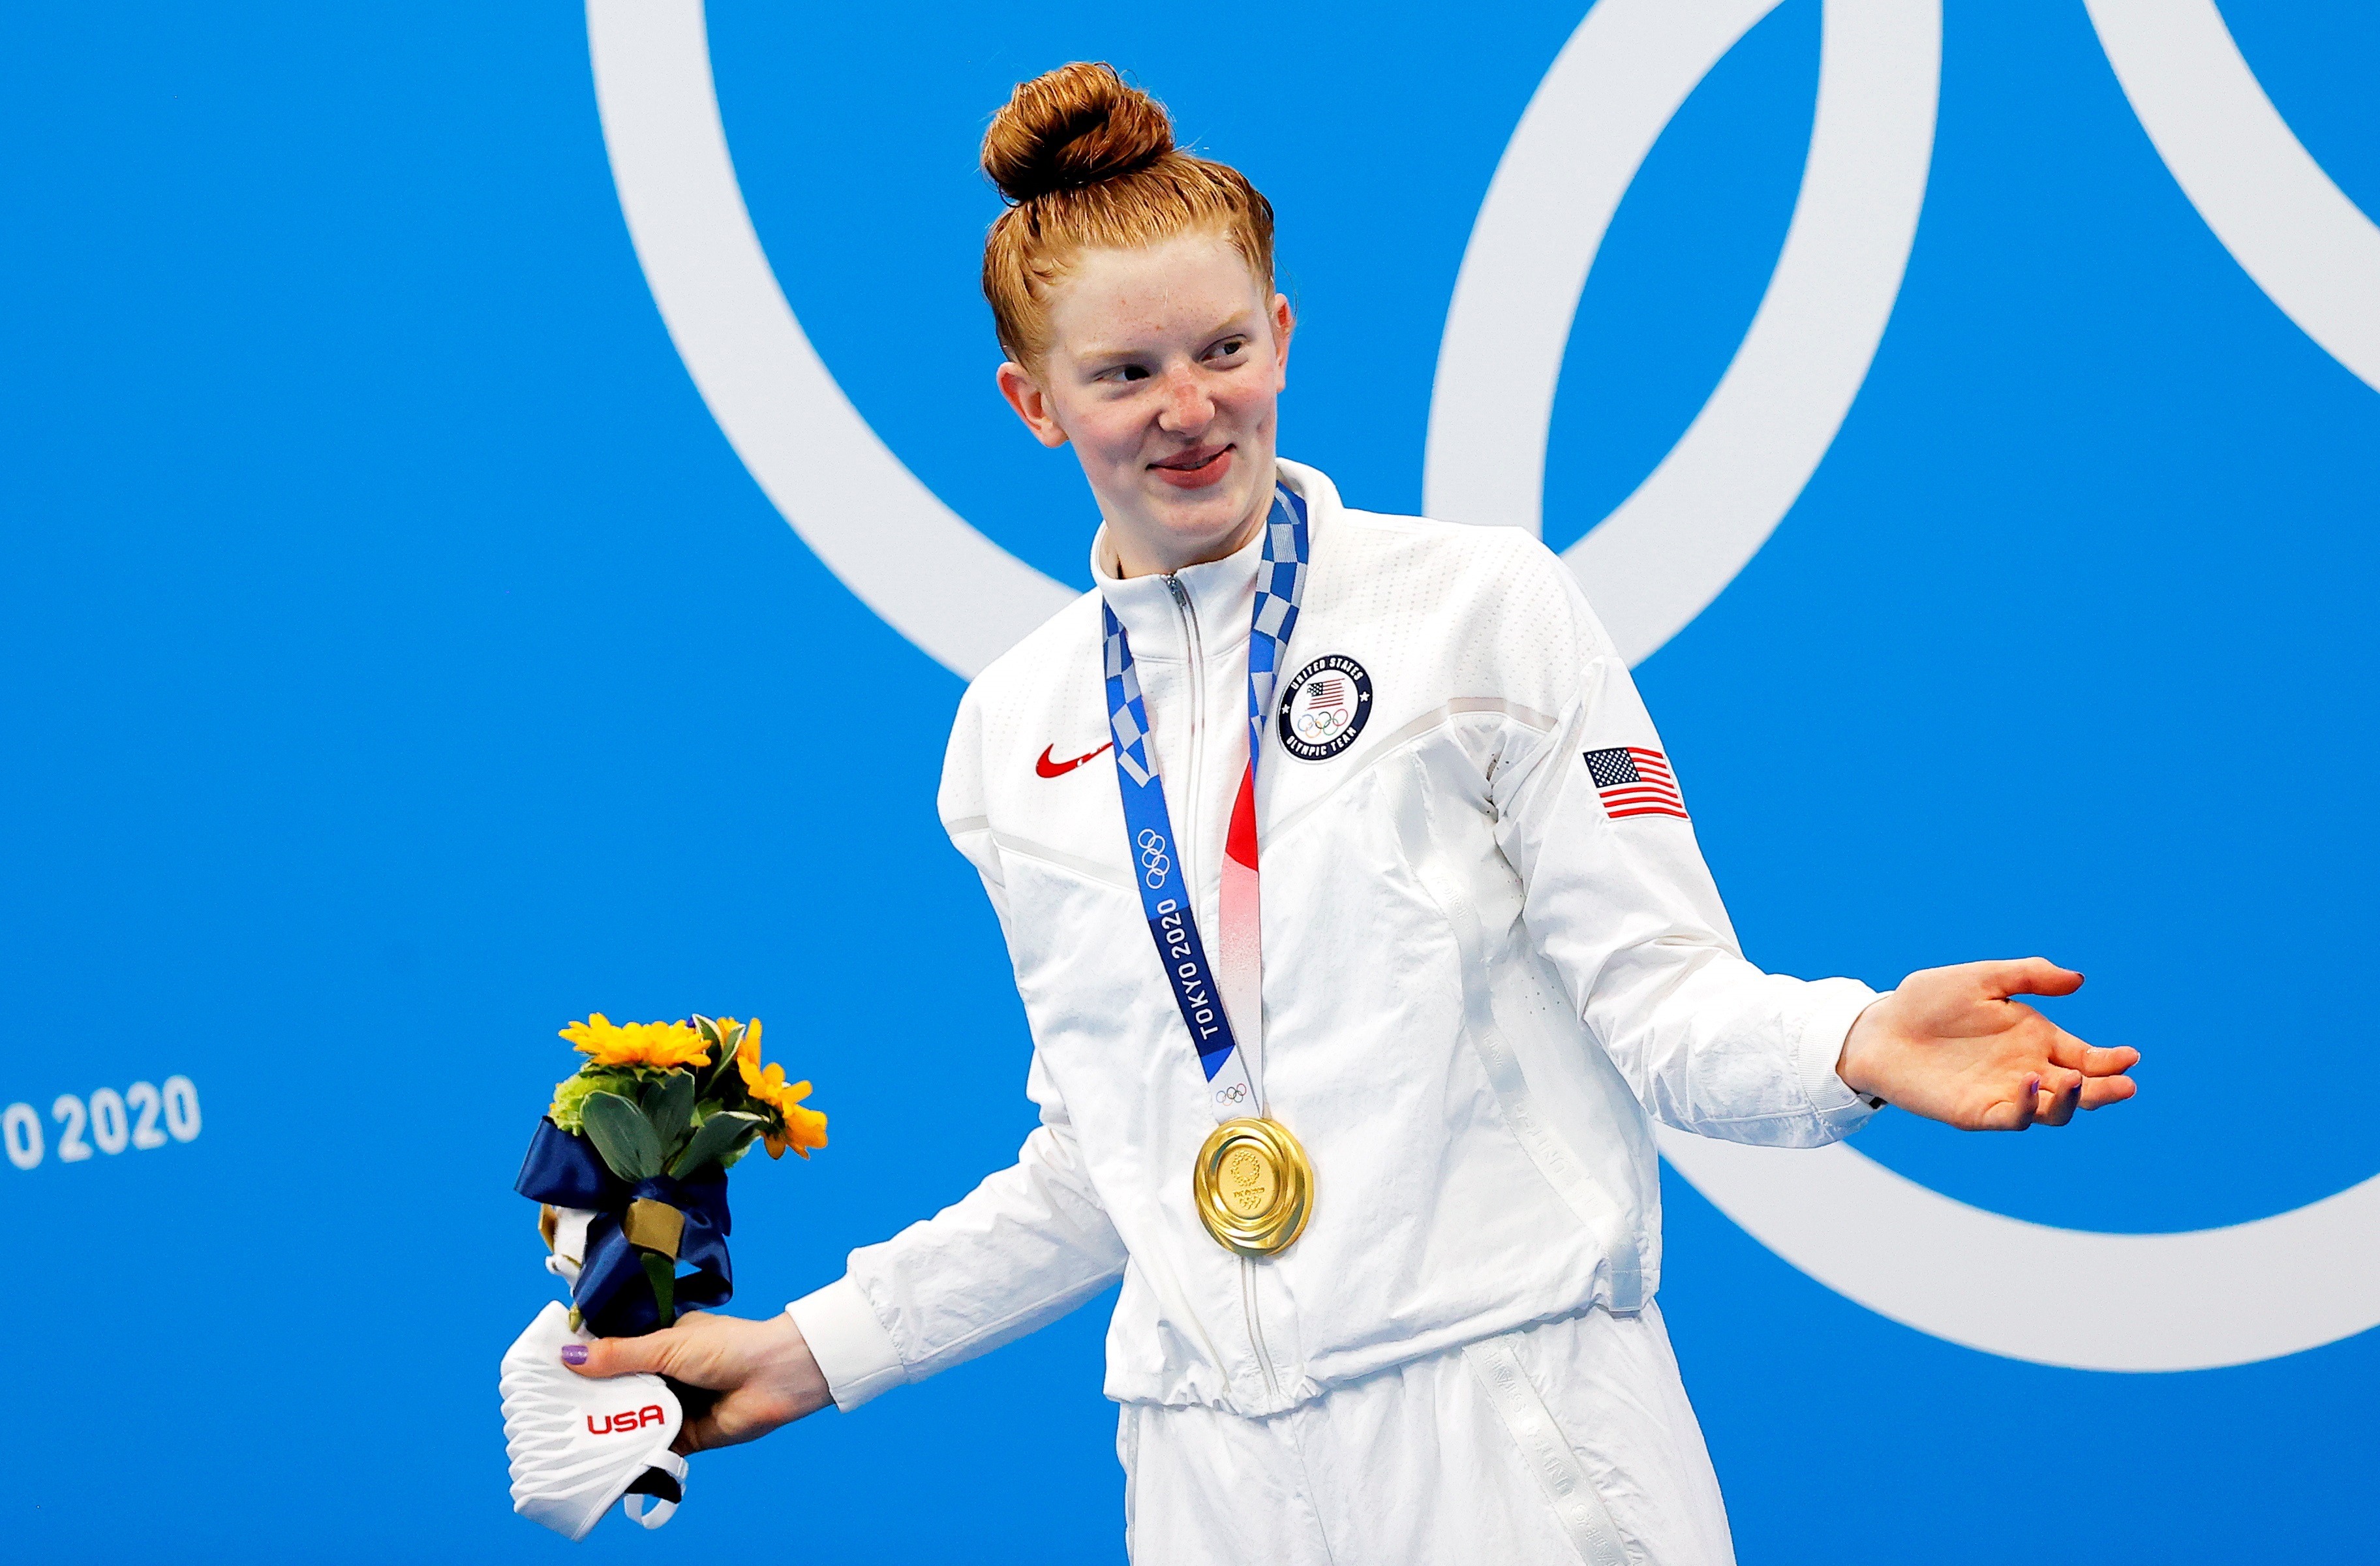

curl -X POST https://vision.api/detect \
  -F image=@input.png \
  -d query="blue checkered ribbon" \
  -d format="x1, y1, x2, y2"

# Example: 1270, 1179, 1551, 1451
1100, 484, 1309, 1100
1245, 487, 1310, 788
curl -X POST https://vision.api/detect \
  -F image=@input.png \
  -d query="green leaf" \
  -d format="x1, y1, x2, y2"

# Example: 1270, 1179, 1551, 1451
698, 1026, 746, 1101
579, 1091, 662, 1181
642, 1070, 695, 1149
669, 1109, 765, 1178
641, 1250, 676, 1330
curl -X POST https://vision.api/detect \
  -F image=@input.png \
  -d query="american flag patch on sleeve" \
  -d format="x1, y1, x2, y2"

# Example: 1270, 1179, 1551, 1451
1583, 746, 1688, 820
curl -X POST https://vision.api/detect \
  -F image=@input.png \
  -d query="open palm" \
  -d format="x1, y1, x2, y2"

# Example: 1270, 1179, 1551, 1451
1837, 959, 2139, 1130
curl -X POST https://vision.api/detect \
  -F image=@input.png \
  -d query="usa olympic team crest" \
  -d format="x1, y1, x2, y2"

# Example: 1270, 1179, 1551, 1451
1277, 656, 1374, 761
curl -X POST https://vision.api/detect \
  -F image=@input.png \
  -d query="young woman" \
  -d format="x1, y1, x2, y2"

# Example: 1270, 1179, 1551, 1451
565, 63, 2139, 1564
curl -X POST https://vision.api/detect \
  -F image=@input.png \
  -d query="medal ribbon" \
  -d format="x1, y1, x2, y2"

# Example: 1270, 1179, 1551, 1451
1101, 484, 1309, 1120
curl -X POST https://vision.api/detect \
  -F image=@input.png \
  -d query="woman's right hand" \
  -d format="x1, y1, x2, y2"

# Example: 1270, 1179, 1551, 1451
562, 1310, 831, 1454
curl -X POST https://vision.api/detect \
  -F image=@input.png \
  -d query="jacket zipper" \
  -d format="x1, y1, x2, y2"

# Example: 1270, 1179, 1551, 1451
1163, 574, 1206, 885
1242, 1261, 1283, 1401
1165, 572, 1285, 1407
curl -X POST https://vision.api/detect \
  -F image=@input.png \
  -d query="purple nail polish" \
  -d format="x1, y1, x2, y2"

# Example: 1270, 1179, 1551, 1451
560, 1344, 589, 1366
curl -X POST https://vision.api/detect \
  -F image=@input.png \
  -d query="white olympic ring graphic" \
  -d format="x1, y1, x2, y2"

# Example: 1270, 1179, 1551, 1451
1216, 1083, 1250, 1106
585, 0, 2380, 1370
1136, 829, 1172, 888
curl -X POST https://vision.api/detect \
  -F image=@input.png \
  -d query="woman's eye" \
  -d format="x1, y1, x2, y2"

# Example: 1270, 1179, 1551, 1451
1207, 338, 1247, 361
1102, 365, 1151, 383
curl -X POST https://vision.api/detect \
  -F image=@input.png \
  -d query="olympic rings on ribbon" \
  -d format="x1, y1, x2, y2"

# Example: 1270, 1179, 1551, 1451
1135, 827, 1172, 888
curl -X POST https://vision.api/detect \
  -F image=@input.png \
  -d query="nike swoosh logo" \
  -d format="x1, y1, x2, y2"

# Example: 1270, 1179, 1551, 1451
1035, 742, 1112, 778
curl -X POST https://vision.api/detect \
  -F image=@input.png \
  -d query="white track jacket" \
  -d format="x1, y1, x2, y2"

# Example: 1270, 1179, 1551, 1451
790, 461, 1880, 1418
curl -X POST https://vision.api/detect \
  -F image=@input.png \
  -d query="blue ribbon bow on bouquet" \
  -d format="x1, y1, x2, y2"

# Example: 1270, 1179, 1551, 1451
515, 1119, 734, 1338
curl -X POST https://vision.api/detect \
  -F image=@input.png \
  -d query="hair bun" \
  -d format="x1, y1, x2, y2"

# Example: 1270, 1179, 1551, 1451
983, 62, 1175, 203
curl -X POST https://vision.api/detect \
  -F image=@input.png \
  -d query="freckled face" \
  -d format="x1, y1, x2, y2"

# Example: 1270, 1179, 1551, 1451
996, 232, 1294, 577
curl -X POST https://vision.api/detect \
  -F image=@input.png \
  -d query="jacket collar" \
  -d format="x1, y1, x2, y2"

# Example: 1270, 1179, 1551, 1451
1088, 460, 1335, 665
1091, 502, 1264, 667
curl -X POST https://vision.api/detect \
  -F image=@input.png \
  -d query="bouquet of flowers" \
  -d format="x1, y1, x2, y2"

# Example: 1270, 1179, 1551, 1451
520, 1013, 827, 1334
500, 1014, 825, 1539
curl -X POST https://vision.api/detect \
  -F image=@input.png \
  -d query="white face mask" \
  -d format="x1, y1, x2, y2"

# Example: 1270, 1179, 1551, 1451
499, 1302, 688, 1539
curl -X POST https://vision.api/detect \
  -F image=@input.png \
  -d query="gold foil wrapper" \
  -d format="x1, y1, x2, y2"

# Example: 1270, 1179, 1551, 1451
621, 1197, 685, 1259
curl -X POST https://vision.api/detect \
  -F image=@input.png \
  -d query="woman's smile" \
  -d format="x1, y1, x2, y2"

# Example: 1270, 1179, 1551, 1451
1150, 444, 1234, 489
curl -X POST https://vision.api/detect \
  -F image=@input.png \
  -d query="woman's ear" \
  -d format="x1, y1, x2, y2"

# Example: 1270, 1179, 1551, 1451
996, 360, 1071, 449
1269, 293, 1296, 390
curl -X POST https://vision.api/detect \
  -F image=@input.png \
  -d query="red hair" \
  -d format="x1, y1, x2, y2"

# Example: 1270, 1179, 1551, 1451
981, 63, 1276, 366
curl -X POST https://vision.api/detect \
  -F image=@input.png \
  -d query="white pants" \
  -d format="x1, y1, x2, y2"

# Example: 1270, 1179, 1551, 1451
1118, 1304, 1733, 1565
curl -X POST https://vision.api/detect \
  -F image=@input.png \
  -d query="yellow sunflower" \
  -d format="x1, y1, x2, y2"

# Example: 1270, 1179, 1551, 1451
559, 1013, 711, 1071
736, 1019, 830, 1159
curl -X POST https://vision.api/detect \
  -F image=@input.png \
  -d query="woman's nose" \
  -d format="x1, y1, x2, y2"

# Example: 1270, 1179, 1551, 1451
1155, 367, 1213, 433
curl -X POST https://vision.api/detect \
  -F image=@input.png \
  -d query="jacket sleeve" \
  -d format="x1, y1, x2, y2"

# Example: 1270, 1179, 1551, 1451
787, 690, 1129, 1411
1488, 557, 1882, 1148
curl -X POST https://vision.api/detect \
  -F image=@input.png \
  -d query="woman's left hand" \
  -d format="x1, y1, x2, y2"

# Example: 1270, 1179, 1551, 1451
1836, 959, 2139, 1129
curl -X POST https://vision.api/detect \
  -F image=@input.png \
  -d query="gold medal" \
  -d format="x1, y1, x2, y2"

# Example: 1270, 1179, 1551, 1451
1192, 1116, 1315, 1257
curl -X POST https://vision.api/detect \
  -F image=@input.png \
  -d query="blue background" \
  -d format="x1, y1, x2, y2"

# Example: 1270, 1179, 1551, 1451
3, 1, 2374, 1559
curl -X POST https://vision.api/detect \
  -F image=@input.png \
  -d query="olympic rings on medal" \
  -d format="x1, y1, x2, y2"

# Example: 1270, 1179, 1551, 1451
1136, 827, 1172, 888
